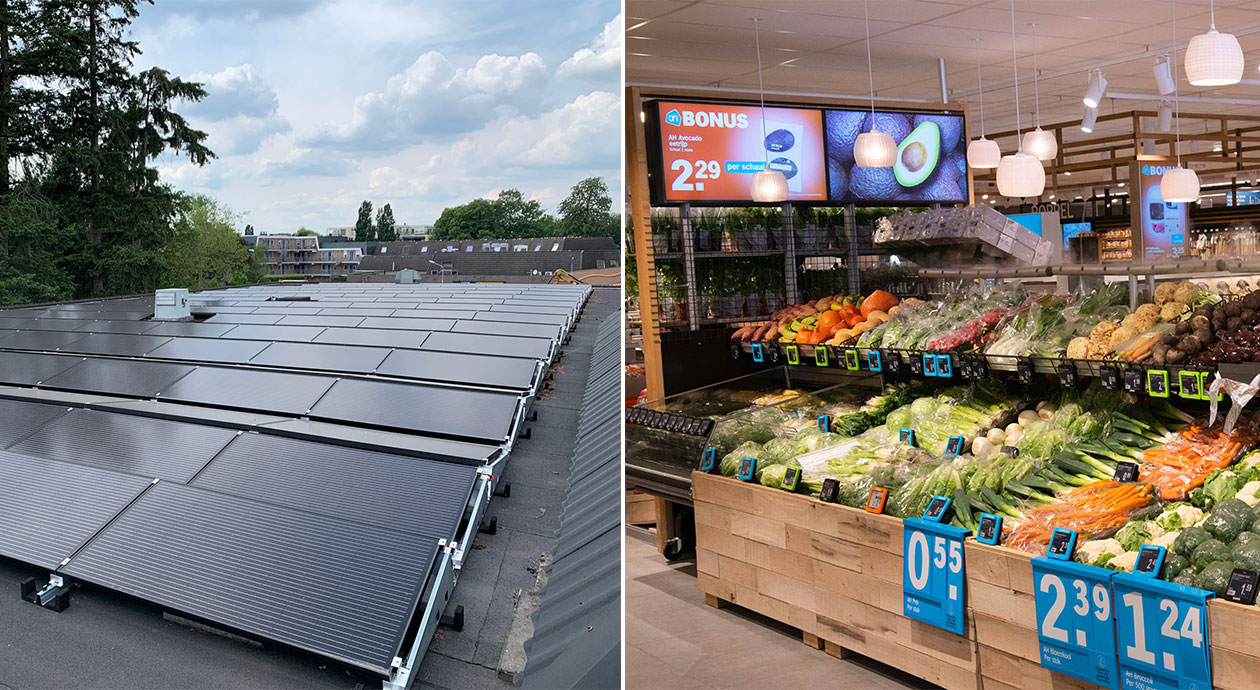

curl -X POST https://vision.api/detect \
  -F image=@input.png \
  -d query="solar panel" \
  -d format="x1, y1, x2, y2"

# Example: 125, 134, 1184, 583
40, 357, 195, 398
192, 432, 477, 538
249, 341, 389, 373
197, 305, 265, 314
376, 349, 536, 389
0, 351, 85, 385
0, 451, 153, 569
313, 327, 429, 349
9, 409, 237, 482
473, 311, 568, 326
0, 329, 91, 350
146, 337, 269, 364
250, 306, 323, 315
489, 304, 573, 316
22, 318, 96, 332
218, 324, 326, 342
143, 321, 241, 337
357, 317, 454, 331
204, 313, 283, 324
315, 307, 398, 317
421, 332, 551, 359
73, 320, 160, 334
65, 333, 172, 356
275, 314, 365, 328
452, 320, 561, 339
310, 378, 519, 442
60, 481, 439, 676
0, 398, 70, 447
157, 366, 335, 415
406, 309, 478, 319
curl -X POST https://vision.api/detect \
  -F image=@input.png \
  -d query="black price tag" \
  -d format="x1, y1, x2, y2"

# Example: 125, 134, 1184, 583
899, 428, 916, 447
751, 343, 764, 363
936, 354, 953, 378
1134, 545, 1166, 578
977, 513, 1003, 545
1100, 365, 1120, 390
1058, 362, 1077, 387
1114, 461, 1139, 482
698, 448, 717, 473
999, 445, 1020, 457
959, 357, 974, 379
767, 345, 781, 364
1179, 370, 1200, 400
865, 486, 888, 514
814, 345, 829, 367
1147, 369, 1169, 398
785, 345, 800, 365
944, 435, 966, 459
1124, 368, 1144, 394
923, 354, 938, 377
781, 466, 801, 492
923, 496, 954, 523
972, 356, 988, 378
819, 478, 840, 503
730, 342, 741, 359
1226, 569, 1260, 605
1047, 528, 1077, 560
1018, 358, 1034, 384
909, 354, 924, 375
867, 349, 882, 372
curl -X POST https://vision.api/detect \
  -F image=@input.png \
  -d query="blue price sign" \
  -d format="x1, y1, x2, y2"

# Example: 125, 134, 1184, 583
751, 343, 764, 362
1031, 556, 1119, 688
902, 518, 969, 634
1113, 572, 1211, 690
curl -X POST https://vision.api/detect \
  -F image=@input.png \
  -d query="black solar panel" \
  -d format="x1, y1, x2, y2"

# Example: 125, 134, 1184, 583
249, 341, 389, 373
0, 398, 69, 447
315, 307, 397, 317
22, 319, 96, 332
357, 316, 454, 331
74, 320, 160, 334
40, 357, 195, 398
0, 329, 91, 350
8, 409, 237, 482
313, 327, 429, 349
421, 332, 552, 359
204, 313, 283, 324
65, 333, 171, 356
376, 349, 536, 389
489, 304, 573, 315
310, 378, 519, 442
473, 311, 568, 326
452, 320, 561, 339
218, 324, 326, 342
192, 432, 477, 538
250, 306, 323, 315
157, 366, 335, 415
146, 337, 269, 363
275, 314, 365, 328
0, 451, 153, 569
60, 481, 438, 676
0, 351, 84, 384
143, 321, 241, 337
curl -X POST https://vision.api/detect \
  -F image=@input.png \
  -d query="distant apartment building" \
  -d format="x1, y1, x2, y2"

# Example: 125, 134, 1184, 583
257, 235, 362, 277
324, 224, 432, 240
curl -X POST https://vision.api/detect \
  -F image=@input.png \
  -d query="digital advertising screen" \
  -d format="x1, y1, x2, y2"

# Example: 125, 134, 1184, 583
652, 100, 827, 203
823, 109, 969, 204
1062, 221, 1091, 251
1133, 158, 1188, 261
1007, 213, 1044, 237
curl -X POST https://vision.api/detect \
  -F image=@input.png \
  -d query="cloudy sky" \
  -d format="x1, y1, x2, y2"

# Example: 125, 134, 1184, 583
130, 0, 620, 234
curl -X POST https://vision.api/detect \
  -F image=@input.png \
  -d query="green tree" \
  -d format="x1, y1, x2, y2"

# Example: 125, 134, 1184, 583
0, 190, 74, 305
294, 227, 317, 236
354, 200, 373, 241
430, 189, 556, 240
375, 202, 396, 241
243, 223, 254, 235
558, 176, 618, 241
162, 193, 250, 290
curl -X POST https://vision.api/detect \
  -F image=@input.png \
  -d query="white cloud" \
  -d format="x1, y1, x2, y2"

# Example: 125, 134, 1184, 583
302, 50, 549, 152
184, 64, 290, 155
452, 91, 619, 172
368, 166, 431, 196
557, 14, 621, 81
261, 148, 356, 178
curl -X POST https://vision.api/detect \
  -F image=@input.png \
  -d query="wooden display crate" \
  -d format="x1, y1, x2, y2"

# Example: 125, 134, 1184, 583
692, 471, 981, 689
965, 541, 1099, 690
1208, 598, 1260, 689
626, 490, 656, 526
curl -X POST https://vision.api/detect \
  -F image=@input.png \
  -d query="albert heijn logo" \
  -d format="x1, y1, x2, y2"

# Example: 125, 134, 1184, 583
664, 109, 681, 126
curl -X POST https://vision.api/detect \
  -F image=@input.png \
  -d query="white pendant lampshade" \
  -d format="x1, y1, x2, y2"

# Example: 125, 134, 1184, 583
749, 168, 789, 202
1083, 69, 1108, 108
996, 152, 1045, 197
1185, 27, 1244, 86
854, 129, 897, 167
1153, 55, 1177, 95
1161, 166, 1200, 203
1081, 106, 1098, 133
967, 136, 1001, 169
1157, 102, 1172, 132
1022, 128, 1058, 161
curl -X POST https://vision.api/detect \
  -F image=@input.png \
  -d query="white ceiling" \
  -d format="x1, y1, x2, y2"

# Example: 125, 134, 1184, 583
628, 0, 1260, 195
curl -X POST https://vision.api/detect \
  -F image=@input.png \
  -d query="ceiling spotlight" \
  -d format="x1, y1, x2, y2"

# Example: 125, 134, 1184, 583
1157, 101, 1172, 132
1118, 182, 1126, 187
1185, 0, 1243, 86
982, 193, 989, 199
1083, 68, 1108, 108
1153, 54, 1177, 94
1081, 106, 1099, 133
1064, 171, 1072, 176
1214, 143, 1223, 152
1049, 194, 1056, 199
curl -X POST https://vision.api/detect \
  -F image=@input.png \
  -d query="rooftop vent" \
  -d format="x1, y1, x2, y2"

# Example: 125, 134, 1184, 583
153, 288, 191, 321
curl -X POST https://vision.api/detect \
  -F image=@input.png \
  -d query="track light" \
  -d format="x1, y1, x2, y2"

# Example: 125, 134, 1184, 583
1153, 55, 1176, 95
1157, 102, 1172, 132
1081, 106, 1098, 133
1083, 69, 1108, 108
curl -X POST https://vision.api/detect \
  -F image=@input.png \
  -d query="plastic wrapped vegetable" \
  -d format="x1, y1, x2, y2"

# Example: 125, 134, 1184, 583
1202, 509, 1248, 543
1163, 553, 1189, 579
1174, 526, 1212, 558
1199, 560, 1236, 596
759, 463, 790, 488
1232, 539, 1260, 572
1173, 570, 1201, 588
1191, 538, 1232, 570
720, 441, 763, 476
709, 419, 777, 455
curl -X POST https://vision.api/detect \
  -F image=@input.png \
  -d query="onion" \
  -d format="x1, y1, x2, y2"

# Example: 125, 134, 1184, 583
1005, 422, 1024, 436
986, 428, 1007, 445
1006, 427, 1024, 445
1018, 410, 1040, 427
972, 437, 994, 460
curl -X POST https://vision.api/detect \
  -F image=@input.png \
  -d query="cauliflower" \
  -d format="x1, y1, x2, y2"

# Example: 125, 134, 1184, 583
1236, 480, 1260, 507
1110, 551, 1140, 572
1154, 282, 1178, 306
1152, 531, 1180, 549
1147, 521, 1166, 539
1109, 325, 1138, 347
1173, 284, 1199, 306
1077, 538, 1124, 566
1091, 321, 1119, 347
1136, 303, 1161, 319
1156, 504, 1205, 531
1121, 312, 1156, 333
1160, 301, 1189, 322
1067, 337, 1092, 360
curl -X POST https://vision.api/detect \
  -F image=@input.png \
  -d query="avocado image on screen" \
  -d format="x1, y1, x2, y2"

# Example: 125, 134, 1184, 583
765, 128, 795, 152
768, 156, 798, 180
825, 110, 866, 166
848, 165, 900, 200
861, 112, 912, 145
893, 121, 941, 187
913, 114, 962, 152
829, 162, 848, 200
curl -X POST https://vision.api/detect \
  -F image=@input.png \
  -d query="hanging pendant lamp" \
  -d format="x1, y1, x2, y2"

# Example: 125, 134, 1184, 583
1185, 0, 1243, 86
747, 18, 788, 202
967, 37, 1001, 169
1163, 0, 1201, 203
996, 0, 1045, 197
854, 0, 895, 167
1021, 23, 1057, 161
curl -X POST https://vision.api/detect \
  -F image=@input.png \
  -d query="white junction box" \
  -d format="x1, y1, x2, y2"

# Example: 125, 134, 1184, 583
154, 288, 191, 321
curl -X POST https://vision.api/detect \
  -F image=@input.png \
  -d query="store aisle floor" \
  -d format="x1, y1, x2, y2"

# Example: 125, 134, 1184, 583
625, 527, 937, 690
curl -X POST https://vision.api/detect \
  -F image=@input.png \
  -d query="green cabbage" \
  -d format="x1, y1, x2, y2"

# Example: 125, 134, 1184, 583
1199, 560, 1236, 596
759, 463, 789, 488
710, 420, 777, 455
1202, 510, 1247, 543
1191, 538, 1232, 571
1115, 520, 1152, 552
1174, 526, 1212, 558
1163, 553, 1189, 580
1232, 540, 1260, 572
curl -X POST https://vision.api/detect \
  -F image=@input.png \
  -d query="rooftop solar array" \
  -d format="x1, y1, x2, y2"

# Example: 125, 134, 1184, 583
0, 282, 591, 680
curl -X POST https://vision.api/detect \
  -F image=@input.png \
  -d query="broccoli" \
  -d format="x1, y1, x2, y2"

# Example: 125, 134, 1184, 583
1173, 570, 1201, 589
1164, 553, 1189, 580
1199, 561, 1237, 596
1233, 540, 1260, 572
1202, 509, 1248, 543
1174, 526, 1212, 558
1191, 538, 1233, 571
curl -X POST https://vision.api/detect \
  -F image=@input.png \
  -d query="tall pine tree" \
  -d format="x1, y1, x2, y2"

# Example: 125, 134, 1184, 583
354, 200, 373, 242
375, 203, 396, 241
